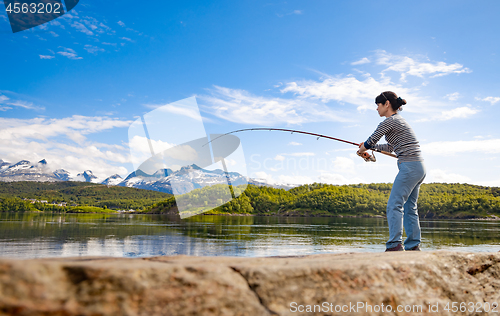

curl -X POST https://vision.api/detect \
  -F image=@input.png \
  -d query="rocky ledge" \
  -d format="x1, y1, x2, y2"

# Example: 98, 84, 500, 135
0, 251, 499, 315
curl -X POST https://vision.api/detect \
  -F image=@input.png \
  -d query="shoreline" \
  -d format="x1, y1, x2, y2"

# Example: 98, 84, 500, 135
200, 213, 500, 220
3, 210, 500, 221
139, 211, 500, 221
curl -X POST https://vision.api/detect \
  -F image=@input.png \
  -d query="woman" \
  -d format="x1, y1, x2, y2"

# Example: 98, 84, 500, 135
357, 91, 426, 251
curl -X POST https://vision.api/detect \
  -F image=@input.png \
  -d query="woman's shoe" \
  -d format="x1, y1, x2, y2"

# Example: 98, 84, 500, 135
408, 245, 421, 251
385, 244, 404, 252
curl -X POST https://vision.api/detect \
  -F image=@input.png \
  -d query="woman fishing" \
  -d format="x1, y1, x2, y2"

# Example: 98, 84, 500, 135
357, 91, 426, 252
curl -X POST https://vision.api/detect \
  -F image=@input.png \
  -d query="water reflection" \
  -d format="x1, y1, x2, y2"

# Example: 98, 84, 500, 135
0, 213, 499, 259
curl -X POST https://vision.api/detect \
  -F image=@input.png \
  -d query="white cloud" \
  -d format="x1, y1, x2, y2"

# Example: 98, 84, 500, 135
0, 116, 133, 179
143, 103, 203, 121
421, 139, 500, 155
476, 96, 500, 105
81, 16, 101, 31
277, 174, 313, 185
425, 169, 470, 184
200, 85, 349, 125
474, 179, 500, 187
274, 155, 285, 161
98, 22, 113, 34
417, 106, 479, 122
439, 106, 478, 120
128, 135, 175, 157
128, 134, 204, 170
444, 92, 461, 101
84, 45, 105, 54
56, 13, 114, 36
57, 51, 83, 59
202, 51, 475, 132
287, 152, 315, 157
318, 172, 364, 185
57, 47, 82, 60
39, 55, 55, 59
72, 21, 93, 35
0, 116, 131, 142
5, 100, 44, 111
331, 156, 356, 173
418, 106, 478, 122
351, 57, 370, 65
375, 50, 471, 81
281, 74, 411, 112
288, 142, 302, 146
118, 21, 126, 27
0, 94, 44, 111
277, 10, 303, 18
120, 37, 134, 42
280, 52, 474, 120
254, 171, 313, 185
49, 20, 62, 27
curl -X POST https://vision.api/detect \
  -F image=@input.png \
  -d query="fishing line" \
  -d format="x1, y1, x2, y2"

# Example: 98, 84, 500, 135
205, 128, 397, 160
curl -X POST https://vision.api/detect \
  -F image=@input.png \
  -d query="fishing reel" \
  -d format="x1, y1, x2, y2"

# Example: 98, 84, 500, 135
357, 150, 376, 162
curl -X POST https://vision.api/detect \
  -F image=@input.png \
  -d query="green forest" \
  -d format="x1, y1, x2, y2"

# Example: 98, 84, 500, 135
146, 183, 500, 219
1, 181, 500, 219
0, 181, 171, 213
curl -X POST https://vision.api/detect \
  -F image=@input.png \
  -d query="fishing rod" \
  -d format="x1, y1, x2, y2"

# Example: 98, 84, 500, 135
206, 128, 398, 161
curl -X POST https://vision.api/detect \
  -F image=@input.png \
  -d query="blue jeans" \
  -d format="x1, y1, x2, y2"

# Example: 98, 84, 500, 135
386, 160, 426, 250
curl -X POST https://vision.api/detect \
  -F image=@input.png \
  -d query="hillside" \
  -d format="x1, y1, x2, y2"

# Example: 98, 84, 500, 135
1, 181, 499, 219
146, 183, 500, 219
0, 181, 172, 212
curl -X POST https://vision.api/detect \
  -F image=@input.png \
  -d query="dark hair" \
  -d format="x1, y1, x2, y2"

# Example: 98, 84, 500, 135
375, 91, 407, 111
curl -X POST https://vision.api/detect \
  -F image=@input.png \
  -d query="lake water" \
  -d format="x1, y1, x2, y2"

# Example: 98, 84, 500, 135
0, 212, 499, 259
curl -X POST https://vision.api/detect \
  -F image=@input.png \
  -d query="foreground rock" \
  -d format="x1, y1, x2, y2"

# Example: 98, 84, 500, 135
0, 251, 499, 315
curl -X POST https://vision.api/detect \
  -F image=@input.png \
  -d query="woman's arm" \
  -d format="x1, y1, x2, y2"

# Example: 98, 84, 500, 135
373, 143, 394, 153
358, 117, 394, 156
364, 119, 393, 149
362, 118, 394, 150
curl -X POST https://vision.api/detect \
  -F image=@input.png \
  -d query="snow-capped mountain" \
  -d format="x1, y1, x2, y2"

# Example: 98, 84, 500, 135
53, 169, 71, 181
0, 159, 10, 170
0, 159, 98, 183
115, 164, 251, 194
102, 174, 123, 186
0, 158, 295, 193
113, 164, 296, 194
75, 170, 99, 183
0, 159, 60, 182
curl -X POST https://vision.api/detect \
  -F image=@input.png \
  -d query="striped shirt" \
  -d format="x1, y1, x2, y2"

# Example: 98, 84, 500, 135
364, 113, 423, 162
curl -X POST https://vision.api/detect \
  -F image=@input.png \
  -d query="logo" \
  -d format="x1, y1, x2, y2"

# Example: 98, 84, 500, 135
128, 97, 248, 219
3, 0, 79, 33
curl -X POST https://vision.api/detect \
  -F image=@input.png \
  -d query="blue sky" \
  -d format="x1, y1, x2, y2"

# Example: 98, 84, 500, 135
1, 0, 500, 186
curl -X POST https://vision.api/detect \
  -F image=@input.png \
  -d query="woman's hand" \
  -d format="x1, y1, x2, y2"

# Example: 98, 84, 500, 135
357, 142, 376, 162
357, 142, 367, 155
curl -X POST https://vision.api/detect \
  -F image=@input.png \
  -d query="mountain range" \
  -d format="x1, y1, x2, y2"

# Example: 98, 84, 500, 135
0, 158, 293, 194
